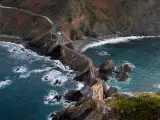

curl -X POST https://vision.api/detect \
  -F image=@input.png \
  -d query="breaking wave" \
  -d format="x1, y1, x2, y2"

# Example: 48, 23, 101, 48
0, 41, 82, 110
82, 36, 158, 52
0, 80, 12, 89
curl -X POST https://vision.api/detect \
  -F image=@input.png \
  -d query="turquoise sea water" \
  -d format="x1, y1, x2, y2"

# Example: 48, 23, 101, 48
1, 37, 160, 120
84, 37, 160, 92
0, 42, 83, 120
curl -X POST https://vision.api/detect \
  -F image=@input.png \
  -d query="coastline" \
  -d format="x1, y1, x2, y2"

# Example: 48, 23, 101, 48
73, 35, 160, 53
1, 34, 160, 120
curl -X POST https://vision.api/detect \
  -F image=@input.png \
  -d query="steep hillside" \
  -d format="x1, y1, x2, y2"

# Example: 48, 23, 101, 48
0, 0, 160, 40
52, 93, 160, 120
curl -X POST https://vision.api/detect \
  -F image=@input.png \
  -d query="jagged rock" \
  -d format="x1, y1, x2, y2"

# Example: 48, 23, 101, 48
98, 73, 109, 81
115, 64, 131, 81
54, 95, 62, 102
102, 106, 116, 120
50, 112, 56, 119
52, 99, 96, 120
115, 72, 129, 81
124, 64, 132, 73
54, 79, 61, 85
99, 60, 115, 75
64, 90, 83, 102
106, 87, 118, 98
119, 64, 132, 73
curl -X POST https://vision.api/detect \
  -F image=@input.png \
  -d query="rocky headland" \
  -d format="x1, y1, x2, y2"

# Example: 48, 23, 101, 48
0, 0, 160, 120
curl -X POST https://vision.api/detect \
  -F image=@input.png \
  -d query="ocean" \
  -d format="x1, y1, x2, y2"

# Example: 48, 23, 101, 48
0, 36, 160, 120
0, 41, 83, 120
84, 37, 160, 92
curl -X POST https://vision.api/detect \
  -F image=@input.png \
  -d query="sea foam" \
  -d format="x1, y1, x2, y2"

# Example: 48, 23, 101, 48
42, 69, 68, 86
0, 80, 12, 89
97, 51, 111, 56
13, 66, 28, 73
0, 41, 73, 79
44, 90, 60, 105
153, 84, 160, 89
82, 36, 158, 52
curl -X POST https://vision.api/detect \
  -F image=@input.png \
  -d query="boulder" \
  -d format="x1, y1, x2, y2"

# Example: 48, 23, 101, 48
99, 60, 115, 75
106, 87, 118, 98
54, 95, 62, 102
64, 90, 83, 102
98, 73, 109, 81
54, 79, 61, 85
115, 72, 129, 81
123, 64, 132, 73
114, 63, 131, 81
118, 64, 131, 73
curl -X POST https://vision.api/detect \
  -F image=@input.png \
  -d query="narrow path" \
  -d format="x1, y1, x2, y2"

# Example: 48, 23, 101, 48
0, 4, 66, 40
0, 4, 53, 26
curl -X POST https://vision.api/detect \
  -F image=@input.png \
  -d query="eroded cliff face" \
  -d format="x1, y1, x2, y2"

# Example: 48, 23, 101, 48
52, 93, 160, 120
0, 0, 160, 40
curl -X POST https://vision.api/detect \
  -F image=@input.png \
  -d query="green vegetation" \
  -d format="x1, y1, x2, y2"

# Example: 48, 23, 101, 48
106, 93, 160, 120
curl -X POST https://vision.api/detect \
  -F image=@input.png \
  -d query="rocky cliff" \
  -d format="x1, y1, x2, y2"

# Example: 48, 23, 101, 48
0, 1, 160, 120
52, 92, 160, 120
0, 0, 160, 41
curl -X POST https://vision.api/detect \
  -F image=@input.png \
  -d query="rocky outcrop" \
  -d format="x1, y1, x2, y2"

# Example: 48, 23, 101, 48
115, 64, 132, 81
0, 1, 160, 120
0, 0, 160, 41
105, 87, 118, 98
99, 60, 115, 75
52, 100, 98, 120
64, 90, 83, 102
52, 93, 160, 120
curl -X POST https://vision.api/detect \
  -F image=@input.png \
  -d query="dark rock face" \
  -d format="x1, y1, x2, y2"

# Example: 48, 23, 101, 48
54, 79, 61, 85
116, 72, 129, 81
120, 64, 132, 73
54, 95, 62, 102
115, 64, 132, 81
52, 100, 96, 120
64, 90, 83, 102
98, 73, 109, 81
99, 60, 115, 75
74, 68, 94, 86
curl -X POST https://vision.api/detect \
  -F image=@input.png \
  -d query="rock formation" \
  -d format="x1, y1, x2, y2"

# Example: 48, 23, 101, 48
64, 90, 83, 102
0, 0, 160, 120
0, 0, 160, 41
115, 64, 132, 81
99, 60, 115, 75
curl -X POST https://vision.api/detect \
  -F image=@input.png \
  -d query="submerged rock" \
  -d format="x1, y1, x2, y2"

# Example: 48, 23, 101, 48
64, 90, 83, 102
54, 79, 61, 85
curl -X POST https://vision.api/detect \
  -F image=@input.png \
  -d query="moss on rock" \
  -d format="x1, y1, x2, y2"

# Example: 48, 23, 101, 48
106, 93, 160, 120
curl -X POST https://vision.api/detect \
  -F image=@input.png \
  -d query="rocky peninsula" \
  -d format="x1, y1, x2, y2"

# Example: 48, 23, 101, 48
0, 0, 160, 120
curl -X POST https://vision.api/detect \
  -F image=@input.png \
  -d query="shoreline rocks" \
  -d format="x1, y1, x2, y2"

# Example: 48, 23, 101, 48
115, 63, 132, 81
64, 90, 83, 102
99, 60, 115, 75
